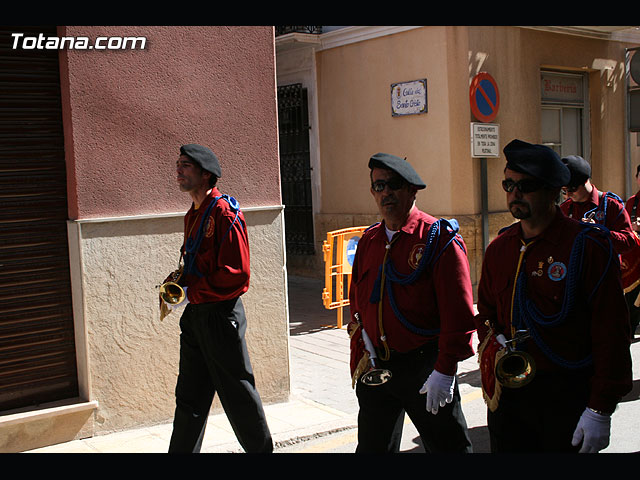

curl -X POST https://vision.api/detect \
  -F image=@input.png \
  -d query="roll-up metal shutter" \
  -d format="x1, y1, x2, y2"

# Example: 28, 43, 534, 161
0, 26, 78, 411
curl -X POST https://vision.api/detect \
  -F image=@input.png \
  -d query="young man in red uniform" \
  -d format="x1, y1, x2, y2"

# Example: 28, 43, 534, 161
476, 139, 632, 453
622, 165, 640, 336
559, 154, 637, 255
163, 143, 272, 453
348, 153, 475, 453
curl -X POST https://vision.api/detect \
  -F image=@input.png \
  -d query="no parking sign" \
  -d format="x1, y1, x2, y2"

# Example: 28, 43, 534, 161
470, 72, 500, 123
343, 235, 360, 273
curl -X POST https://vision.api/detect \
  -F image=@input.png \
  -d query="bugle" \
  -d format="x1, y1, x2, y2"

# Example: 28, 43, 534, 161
360, 327, 392, 386
158, 268, 185, 305
495, 330, 536, 388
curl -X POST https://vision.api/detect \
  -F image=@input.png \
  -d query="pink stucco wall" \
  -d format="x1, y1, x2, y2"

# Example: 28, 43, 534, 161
58, 26, 280, 219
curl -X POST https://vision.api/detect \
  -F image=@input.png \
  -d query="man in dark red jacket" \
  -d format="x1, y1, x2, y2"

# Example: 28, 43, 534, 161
476, 139, 632, 453
622, 164, 640, 335
561, 154, 640, 337
559, 155, 637, 255
348, 153, 475, 453
163, 143, 272, 453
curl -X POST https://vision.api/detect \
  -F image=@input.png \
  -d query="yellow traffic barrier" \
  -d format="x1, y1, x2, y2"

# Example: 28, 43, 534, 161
322, 226, 368, 328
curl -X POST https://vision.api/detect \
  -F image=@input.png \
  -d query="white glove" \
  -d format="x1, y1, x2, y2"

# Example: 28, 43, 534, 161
571, 408, 611, 453
361, 329, 377, 360
495, 334, 507, 348
419, 370, 455, 415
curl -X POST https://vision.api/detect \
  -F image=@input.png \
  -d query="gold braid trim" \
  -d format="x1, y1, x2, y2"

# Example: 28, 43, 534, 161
377, 236, 399, 361
624, 277, 640, 295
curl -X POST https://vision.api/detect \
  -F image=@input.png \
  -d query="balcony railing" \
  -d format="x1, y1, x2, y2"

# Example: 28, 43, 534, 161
275, 26, 322, 37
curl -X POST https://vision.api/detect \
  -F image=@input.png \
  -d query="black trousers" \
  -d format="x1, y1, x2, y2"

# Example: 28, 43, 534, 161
487, 371, 589, 453
625, 285, 640, 335
355, 342, 472, 453
168, 298, 273, 453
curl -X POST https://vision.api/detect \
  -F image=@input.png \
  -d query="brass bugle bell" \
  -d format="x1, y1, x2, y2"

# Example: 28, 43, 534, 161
495, 349, 536, 388
158, 266, 185, 305
358, 324, 392, 386
159, 281, 186, 305
360, 366, 392, 386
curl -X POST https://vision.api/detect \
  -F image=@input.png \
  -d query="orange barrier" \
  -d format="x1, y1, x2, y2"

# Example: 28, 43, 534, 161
321, 226, 368, 328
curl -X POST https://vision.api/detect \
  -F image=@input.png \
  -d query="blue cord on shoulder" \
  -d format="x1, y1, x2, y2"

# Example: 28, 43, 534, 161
183, 194, 243, 278
513, 222, 613, 369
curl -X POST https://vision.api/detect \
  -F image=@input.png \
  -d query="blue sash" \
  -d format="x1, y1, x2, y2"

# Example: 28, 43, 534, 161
182, 194, 243, 278
513, 223, 614, 369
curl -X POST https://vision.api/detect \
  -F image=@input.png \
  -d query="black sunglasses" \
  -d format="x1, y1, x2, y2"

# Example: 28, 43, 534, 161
502, 178, 545, 194
371, 177, 405, 192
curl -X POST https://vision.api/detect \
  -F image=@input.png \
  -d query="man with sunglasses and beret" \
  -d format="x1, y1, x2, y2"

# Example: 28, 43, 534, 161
347, 152, 475, 453
475, 139, 632, 453
163, 143, 273, 453
559, 154, 638, 255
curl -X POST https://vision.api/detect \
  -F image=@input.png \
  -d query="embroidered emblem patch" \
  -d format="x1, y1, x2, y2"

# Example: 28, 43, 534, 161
595, 210, 605, 222
547, 261, 567, 282
408, 243, 426, 270
205, 217, 215, 238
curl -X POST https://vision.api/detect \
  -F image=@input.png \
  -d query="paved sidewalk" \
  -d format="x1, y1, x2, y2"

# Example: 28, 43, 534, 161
24, 394, 359, 453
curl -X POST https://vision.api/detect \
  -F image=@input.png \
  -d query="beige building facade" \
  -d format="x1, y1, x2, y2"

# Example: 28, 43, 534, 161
277, 26, 640, 295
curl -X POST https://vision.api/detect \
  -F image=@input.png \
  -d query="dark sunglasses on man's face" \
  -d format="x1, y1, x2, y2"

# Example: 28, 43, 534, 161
501, 178, 545, 194
371, 177, 405, 192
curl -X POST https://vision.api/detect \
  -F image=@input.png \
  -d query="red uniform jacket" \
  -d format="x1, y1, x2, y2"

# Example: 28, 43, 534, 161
624, 191, 640, 220
475, 207, 632, 413
621, 192, 640, 291
180, 187, 250, 304
560, 185, 638, 255
348, 207, 476, 376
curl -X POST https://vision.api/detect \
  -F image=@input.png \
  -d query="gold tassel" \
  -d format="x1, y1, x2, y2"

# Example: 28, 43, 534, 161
159, 300, 172, 322
352, 351, 371, 389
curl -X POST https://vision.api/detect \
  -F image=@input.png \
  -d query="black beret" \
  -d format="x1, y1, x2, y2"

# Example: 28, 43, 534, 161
562, 155, 591, 188
503, 139, 569, 187
368, 152, 426, 189
180, 144, 221, 178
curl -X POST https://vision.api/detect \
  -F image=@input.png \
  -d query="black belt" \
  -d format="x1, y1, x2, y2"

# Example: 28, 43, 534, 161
186, 297, 239, 312
374, 340, 437, 362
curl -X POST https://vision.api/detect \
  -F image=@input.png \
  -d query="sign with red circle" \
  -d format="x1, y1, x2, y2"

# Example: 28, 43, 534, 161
470, 72, 500, 123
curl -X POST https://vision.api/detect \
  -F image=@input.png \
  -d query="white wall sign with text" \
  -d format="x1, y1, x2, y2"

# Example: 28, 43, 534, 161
471, 123, 500, 158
